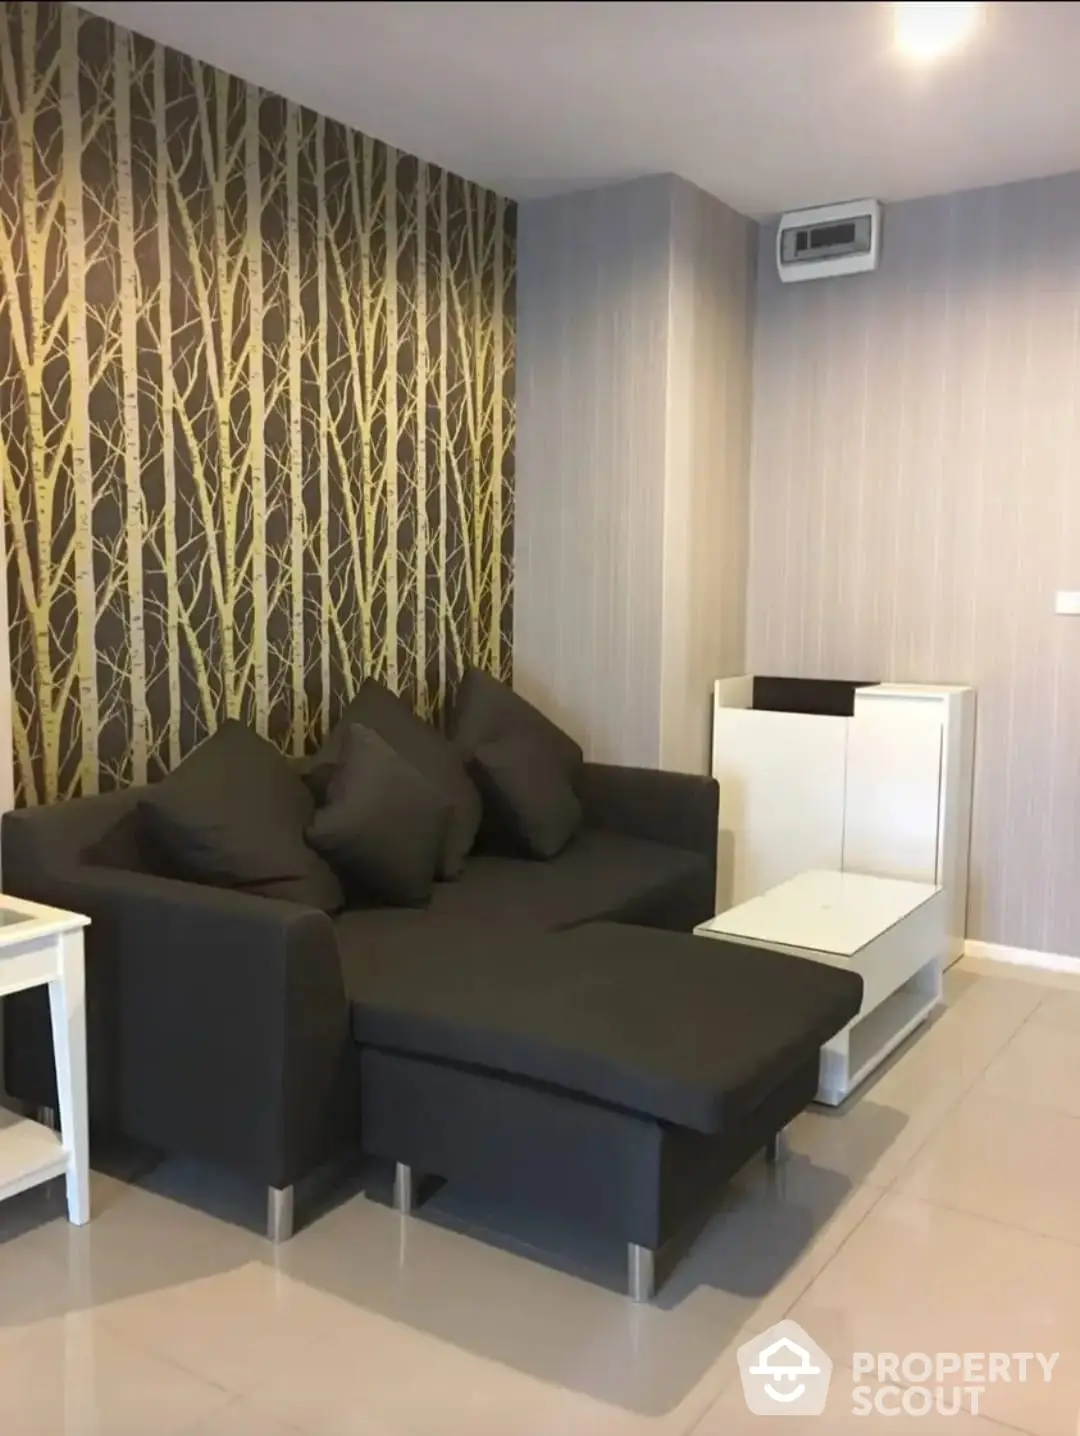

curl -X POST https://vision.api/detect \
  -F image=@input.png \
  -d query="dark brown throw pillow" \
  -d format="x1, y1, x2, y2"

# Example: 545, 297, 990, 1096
469, 731, 583, 860
449, 667, 584, 854
138, 719, 343, 911
307, 724, 451, 907
310, 679, 480, 880
448, 667, 583, 788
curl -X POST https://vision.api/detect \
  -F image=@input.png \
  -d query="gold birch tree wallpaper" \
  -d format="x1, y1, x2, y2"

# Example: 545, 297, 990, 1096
0, 1, 515, 806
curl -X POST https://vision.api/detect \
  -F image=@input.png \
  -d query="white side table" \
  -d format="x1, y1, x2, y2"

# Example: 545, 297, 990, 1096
0, 895, 91, 1223
695, 870, 945, 1105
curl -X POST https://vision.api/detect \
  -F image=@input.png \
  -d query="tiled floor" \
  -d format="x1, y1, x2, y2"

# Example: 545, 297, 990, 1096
2, 957, 1079, 1434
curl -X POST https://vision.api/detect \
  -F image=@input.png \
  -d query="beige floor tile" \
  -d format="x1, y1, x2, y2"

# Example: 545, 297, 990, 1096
784, 1084, 955, 1193
284, 1147, 883, 1411
670, 1166, 884, 1341
1030, 986, 1080, 1034
788, 1192, 1080, 1436
894, 1090, 1080, 1244
783, 970, 1042, 1191
654, 1181, 888, 1426
67, 1168, 264, 1305
957, 957, 1080, 997
694, 1373, 1022, 1434
101, 1260, 371, 1397
257, 1168, 884, 1436
178, 1393, 316, 1436
1, 1164, 260, 1295
944, 960, 1046, 1014
0, 1197, 81, 1348
274, 1197, 717, 1432
977, 1018, 1080, 1119
236, 1303, 646, 1436
0, 1311, 232, 1436
0, 1165, 172, 1345
913, 968, 1043, 1068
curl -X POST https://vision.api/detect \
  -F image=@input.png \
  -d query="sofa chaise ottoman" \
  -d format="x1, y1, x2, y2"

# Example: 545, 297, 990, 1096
352, 921, 864, 1299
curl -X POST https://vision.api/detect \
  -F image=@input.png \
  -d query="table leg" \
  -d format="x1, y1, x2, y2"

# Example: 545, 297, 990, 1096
48, 930, 90, 1225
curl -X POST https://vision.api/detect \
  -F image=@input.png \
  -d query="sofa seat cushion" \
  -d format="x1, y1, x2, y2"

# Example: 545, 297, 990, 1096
348, 921, 863, 1134
426, 830, 711, 932
336, 907, 479, 960
335, 908, 494, 999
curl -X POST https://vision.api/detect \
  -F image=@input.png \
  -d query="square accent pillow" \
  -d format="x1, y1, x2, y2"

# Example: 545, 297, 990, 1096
307, 724, 451, 907
449, 668, 584, 854
310, 679, 479, 880
138, 720, 343, 912
448, 667, 584, 788
470, 731, 583, 860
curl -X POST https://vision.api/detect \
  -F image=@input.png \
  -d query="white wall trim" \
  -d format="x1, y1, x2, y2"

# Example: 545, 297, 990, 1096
963, 938, 1080, 977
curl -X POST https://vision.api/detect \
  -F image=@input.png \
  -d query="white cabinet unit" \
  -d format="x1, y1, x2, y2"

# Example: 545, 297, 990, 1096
711, 679, 975, 966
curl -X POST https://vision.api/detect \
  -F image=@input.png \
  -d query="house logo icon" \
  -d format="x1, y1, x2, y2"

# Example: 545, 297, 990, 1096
737, 1319, 833, 1416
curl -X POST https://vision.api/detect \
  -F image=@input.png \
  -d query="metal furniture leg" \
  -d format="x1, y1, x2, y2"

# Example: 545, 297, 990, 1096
765, 1129, 789, 1164
267, 1185, 295, 1242
393, 1161, 414, 1214
628, 1242, 655, 1302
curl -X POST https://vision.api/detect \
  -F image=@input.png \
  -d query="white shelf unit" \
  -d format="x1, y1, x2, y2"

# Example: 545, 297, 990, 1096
0, 895, 91, 1223
711, 680, 975, 966
0, 1110, 69, 1200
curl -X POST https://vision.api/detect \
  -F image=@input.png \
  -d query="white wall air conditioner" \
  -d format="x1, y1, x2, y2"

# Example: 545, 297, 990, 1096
776, 198, 881, 283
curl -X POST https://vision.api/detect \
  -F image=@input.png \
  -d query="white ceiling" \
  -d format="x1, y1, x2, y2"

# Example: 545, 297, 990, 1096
79, 1, 1080, 218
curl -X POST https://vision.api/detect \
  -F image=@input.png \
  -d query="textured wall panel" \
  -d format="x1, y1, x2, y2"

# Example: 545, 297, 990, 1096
516, 175, 755, 771
661, 179, 755, 773
515, 178, 672, 766
748, 173, 1080, 951
0, 0, 514, 804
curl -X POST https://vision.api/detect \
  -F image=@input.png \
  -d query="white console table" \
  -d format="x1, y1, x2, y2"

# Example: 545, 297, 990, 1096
0, 896, 91, 1223
711, 680, 975, 967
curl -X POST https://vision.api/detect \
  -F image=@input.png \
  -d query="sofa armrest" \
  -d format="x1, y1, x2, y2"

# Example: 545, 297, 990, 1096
579, 763, 719, 864
3, 864, 351, 1190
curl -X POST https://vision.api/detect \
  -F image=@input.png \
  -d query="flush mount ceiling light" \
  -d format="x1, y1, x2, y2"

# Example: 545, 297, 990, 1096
894, 2, 983, 62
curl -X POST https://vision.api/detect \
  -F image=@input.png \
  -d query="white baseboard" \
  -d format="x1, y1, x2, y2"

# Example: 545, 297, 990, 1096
963, 938, 1080, 977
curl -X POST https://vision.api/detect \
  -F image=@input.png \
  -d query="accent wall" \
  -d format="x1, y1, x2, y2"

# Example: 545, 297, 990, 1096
0, 0, 515, 806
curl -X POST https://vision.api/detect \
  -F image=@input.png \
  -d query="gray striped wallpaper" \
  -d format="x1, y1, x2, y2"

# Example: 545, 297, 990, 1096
748, 172, 1080, 953
515, 177, 672, 766
515, 175, 755, 770
660, 179, 756, 773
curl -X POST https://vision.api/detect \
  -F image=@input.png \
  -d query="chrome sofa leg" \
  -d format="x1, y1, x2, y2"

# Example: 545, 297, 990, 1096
267, 1184, 295, 1243
628, 1242, 655, 1303
35, 1105, 58, 1131
765, 1129, 789, 1164
393, 1161, 414, 1214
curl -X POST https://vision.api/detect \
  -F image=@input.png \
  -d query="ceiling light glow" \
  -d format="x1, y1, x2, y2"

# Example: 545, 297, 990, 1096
894, 2, 982, 62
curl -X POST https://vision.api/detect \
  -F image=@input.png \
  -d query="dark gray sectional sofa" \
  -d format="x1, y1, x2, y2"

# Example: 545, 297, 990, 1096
2, 675, 862, 1299
1, 766, 714, 1181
